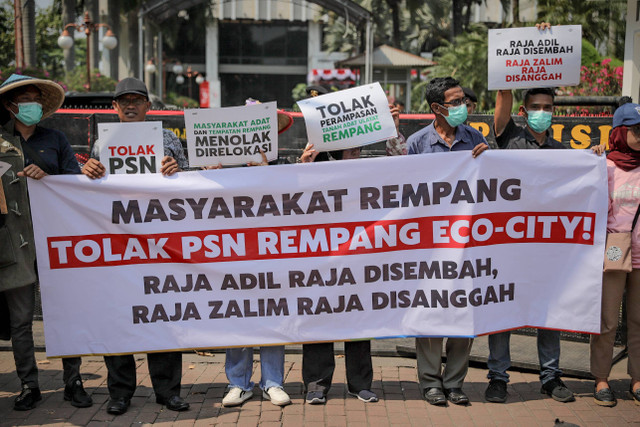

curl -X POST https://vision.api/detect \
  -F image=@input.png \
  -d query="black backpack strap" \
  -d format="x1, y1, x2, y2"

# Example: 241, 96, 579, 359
632, 203, 640, 232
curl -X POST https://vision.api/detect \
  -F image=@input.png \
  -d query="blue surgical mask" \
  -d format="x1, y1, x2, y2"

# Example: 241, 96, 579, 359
440, 104, 468, 128
525, 109, 552, 133
12, 102, 43, 126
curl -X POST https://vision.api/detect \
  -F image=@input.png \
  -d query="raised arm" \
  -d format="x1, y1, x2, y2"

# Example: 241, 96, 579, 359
494, 89, 513, 138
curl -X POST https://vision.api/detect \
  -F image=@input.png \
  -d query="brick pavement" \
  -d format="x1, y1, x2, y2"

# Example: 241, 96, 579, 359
0, 350, 639, 426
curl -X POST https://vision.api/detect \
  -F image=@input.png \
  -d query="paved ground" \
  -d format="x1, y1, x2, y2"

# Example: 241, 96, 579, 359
1, 348, 639, 426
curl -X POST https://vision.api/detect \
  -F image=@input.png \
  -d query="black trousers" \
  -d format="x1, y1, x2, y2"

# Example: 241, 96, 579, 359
103, 352, 182, 401
302, 341, 372, 395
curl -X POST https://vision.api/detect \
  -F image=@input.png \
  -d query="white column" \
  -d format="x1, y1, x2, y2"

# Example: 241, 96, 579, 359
622, 0, 640, 101
206, 19, 221, 107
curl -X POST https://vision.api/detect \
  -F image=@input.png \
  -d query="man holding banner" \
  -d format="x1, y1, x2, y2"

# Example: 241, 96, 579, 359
487, 23, 575, 404
0, 74, 93, 411
81, 77, 189, 415
487, 84, 575, 404
406, 76, 488, 406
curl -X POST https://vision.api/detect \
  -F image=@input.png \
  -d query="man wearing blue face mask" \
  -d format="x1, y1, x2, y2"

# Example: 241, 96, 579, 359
493, 87, 563, 150
406, 77, 488, 407
407, 77, 488, 157
487, 87, 574, 404
0, 74, 92, 410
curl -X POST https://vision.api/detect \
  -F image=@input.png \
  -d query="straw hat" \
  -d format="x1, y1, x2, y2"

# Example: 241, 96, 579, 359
245, 98, 293, 134
0, 74, 65, 119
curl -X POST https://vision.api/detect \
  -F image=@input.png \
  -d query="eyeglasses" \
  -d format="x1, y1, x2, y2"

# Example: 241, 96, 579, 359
442, 97, 469, 107
630, 126, 640, 136
117, 98, 147, 107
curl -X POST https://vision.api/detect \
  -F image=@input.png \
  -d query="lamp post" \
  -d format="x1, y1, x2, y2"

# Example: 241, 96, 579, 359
58, 11, 118, 91
175, 66, 204, 100
144, 59, 185, 101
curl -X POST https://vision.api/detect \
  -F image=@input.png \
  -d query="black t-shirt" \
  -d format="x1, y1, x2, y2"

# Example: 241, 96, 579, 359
496, 118, 565, 150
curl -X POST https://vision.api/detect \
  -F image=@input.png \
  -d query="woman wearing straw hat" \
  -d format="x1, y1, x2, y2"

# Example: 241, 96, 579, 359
0, 74, 92, 410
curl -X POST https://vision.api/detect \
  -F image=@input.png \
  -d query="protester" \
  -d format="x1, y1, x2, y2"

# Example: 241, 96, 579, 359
81, 77, 189, 415
222, 255, 291, 406
590, 102, 640, 407
298, 144, 378, 404
0, 73, 92, 410
221, 103, 292, 409
487, 83, 579, 403
462, 87, 477, 114
406, 76, 488, 406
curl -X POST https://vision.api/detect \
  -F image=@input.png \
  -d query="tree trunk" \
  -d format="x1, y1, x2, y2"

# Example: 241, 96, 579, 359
127, 9, 139, 78
451, 0, 464, 39
22, 0, 36, 67
512, 0, 520, 26
385, 0, 401, 48
14, 0, 24, 69
61, 0, 75, 72
107, 0, 120, 79
87, 0, 99, 72
607, 4, 616, 57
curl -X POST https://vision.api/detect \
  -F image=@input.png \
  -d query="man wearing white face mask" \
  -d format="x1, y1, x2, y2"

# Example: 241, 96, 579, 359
406, 77, 488, 407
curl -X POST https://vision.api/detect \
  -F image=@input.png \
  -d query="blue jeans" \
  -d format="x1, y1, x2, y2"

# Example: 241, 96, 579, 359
225, 346, 284, 391
487, 330, 562, 385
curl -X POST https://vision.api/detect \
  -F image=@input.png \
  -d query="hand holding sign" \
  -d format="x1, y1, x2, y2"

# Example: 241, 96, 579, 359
297, 82, 397, 152
488, 25, 582, 90
184, 102, 278, 167
97, 121, 163, 175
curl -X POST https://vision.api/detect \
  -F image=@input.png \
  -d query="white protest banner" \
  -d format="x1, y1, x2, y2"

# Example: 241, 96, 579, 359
97, 121, 163, 175
488, 25, 582, 90
297, 82, 397, 151
28, 151, 606, 357
184, 102, 278, 167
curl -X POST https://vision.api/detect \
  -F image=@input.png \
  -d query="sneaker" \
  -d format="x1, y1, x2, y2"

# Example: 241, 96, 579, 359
14, 384, 42, 411
629, 385, 640, 406
222, 387, 253, 407
541, 378, 575, 403
305, 390, 326, 404
64, 379, 93, 408
594, 387, 616, 407
485, 379, 507, 403
348, 389, 378, 402
262, 387, 291, 406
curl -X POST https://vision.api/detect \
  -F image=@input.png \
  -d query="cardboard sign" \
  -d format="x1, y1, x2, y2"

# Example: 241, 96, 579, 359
488, 25, 582, 90
98, 122, 163, 175
184, 102, 278, 167
297, 82, 397, 151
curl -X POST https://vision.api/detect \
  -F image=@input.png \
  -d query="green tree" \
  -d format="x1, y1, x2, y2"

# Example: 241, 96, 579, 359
405, 0, 451, 54
536, 0, 626, 59
0, 2, 14, 67
0, 0, 66, 80
418, 24, 490, 112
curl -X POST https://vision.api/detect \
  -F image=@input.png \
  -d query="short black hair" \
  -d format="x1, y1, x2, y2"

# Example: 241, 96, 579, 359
462, 87, 477, 103
522, 88, 555, 107
618, 96, 633, 107
425, 77, 460, 111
